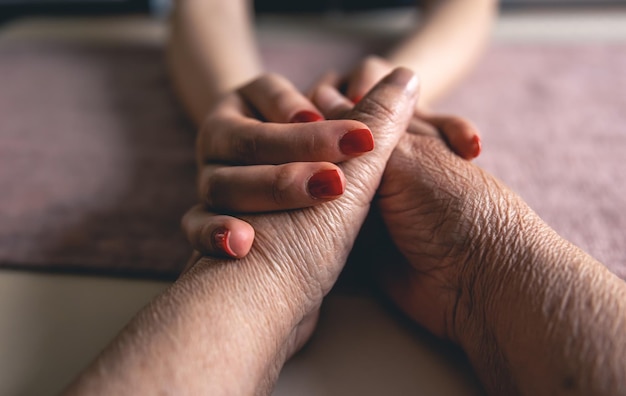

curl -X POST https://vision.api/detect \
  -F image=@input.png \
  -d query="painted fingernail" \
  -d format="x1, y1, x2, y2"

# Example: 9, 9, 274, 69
290, 110, 324, 123
469, 135, 482, 159
214, 227, 237, 257
339, 128, 374, 155
351, 95, 363, 104
307, 169, 343, 199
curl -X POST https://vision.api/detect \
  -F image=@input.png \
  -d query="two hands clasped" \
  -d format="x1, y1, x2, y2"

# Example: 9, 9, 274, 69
66, 67, 626, 396
177, 67, 626, 395
183, 67, 482, 343
62, 0, 626, 390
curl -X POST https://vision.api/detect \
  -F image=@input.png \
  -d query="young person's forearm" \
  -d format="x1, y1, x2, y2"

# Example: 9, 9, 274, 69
387, 0, 497, 106
168, 0, 263, 125
64, 255, 303, 395
458, 201, 626, 395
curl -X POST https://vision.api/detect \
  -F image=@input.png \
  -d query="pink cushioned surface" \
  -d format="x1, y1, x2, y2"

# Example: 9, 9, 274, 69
0, 38, 624, 280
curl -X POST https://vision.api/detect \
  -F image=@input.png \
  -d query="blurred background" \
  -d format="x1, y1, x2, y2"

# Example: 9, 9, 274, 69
1, 0, 626, 20
1, 1, 625, 396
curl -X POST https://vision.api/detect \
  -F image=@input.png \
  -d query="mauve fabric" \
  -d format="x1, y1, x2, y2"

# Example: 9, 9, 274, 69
0, 37, 624, 280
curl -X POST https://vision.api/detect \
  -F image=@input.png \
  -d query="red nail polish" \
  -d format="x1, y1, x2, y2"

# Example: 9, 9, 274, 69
469, 135, 482, 159
308, 169, 343, 199
352, 95, 363, 104
290, 110, 323, 123
339, 129, 374, 155
214, 227, 237, 257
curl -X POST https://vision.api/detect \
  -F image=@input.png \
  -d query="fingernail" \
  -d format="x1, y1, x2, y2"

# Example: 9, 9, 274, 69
307, 169, 343, 199
384, 67, 419, 93
469, 135, 482, 159
214, 227, 237, 257
290, 110, 324, 123
339, 128, 374, 155
351, 94, 363, 104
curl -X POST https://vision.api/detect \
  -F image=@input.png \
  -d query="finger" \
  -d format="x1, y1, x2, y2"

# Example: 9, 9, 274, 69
239, 73, 324, 123
307, 70, 341, 99
416, 111, 482, 160
331, 68, 421, 208
181, 205, 255, 258
406, 115, 440, 138
200, 162, 346, 212
344, 68, 419, 167
311, 84, 354, 120
345, 56, 392, 103
199, 116, 373, 165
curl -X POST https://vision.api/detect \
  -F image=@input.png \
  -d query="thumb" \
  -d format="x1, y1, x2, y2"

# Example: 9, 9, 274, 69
339, 67, 420, 204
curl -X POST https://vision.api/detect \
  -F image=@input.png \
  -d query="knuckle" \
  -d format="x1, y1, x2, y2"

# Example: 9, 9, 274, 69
197, 113, 225, 163
266, 86, 292, 109
357, 97, 398, 126
261, 74, 298, 108
180, 209, 193, 234
232, 133, 258, 164
262, 72, 287, 87
202, 171, 219, 209
270, 166, 293, 206
300, 132, 319, 157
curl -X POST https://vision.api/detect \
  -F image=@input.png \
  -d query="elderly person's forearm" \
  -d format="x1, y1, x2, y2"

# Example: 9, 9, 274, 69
382, 135, 626, 395
64, 254, 305, 395
459, 202, 626, 395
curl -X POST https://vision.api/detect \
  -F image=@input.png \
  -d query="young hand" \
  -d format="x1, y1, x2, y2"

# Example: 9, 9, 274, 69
191, 73, 376, 258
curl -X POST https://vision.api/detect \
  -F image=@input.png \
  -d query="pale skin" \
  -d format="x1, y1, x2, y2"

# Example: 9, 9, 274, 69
65, 70, 626, 395
167, 0, 494, 120
168, 0, 494, 247
167, 0, 496, 131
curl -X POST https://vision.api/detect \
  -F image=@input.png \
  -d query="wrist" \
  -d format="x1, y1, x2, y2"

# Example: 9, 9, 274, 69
68, 253, 303, 395
178, 255, 306, 390
189, 252, 305, 331
454, 199, 626, 394
451, 181, 545, 346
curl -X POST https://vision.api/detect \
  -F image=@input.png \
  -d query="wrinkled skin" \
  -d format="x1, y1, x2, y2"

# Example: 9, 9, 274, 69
184, 69, 493, 359
314, 93, 515, 343
185, 69, 421, 361
374, 133, 503, 341
319, 55, 482, 160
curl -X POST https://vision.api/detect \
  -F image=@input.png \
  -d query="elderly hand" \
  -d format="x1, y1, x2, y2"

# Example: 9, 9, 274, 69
184, 68, 420, 360
309, 83, 501, 341
320, 55, 482, 159
191, 73, 377, 258
191, 64, 482, 259
183, 70, 484, 354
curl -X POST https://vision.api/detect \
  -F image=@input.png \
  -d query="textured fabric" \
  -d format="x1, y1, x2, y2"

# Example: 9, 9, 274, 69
0, 37, 624, 280
0, 42, 196, 278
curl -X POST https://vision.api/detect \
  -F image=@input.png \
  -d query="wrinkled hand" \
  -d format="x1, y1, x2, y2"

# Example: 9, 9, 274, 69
311, 85, 497, 341
263, 78, 520, 345
184, 69, 420, 358
189, 73, 376, 258
319, 55, 482, 160
375, 133, 505, 341
185, 69, 489, 349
